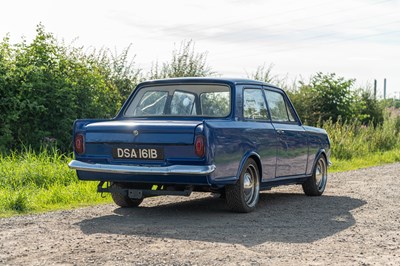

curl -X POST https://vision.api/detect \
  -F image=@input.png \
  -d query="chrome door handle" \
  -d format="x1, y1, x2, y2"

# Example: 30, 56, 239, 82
276, 129, 285, 134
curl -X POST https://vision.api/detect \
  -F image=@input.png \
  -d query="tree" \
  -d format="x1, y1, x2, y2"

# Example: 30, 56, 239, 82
288, 73, 384, 126
248, 63, 293, 90
290, 73, 356, 125
355, 89, 384, 126
249, 64, 276, 83
148, 40, 214, 79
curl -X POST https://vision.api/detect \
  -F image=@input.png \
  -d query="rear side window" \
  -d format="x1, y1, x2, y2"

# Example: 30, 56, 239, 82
243, 89, 269, 120
200, 91, 230, 117
171, 91, 196, 115
264, 90, 297, 122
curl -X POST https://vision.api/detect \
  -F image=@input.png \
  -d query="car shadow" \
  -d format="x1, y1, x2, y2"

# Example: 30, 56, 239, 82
77, 192, 366, 246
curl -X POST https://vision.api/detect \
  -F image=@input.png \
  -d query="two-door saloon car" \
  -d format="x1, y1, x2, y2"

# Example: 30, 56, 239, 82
68, 78, 330, 212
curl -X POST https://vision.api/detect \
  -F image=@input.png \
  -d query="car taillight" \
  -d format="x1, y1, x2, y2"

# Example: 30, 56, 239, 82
195, 135, 205, 157
74, 134, 85, 154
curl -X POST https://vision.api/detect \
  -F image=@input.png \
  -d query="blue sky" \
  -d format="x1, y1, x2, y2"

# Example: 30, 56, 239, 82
1, 0, 399, 97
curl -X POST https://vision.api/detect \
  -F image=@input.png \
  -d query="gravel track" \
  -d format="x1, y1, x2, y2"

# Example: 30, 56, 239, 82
1, 163, 399, 265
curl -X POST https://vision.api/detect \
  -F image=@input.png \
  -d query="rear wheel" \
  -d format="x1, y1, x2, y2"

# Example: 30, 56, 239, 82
110, 182, 143, 208
226, 158, 260, 213
302, 155, 328, 196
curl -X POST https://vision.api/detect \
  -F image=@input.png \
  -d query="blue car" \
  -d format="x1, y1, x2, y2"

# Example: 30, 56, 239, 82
69, 78, 331, 212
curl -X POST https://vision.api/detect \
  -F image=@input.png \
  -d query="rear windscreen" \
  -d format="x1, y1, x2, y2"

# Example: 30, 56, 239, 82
124, 84, 231, 118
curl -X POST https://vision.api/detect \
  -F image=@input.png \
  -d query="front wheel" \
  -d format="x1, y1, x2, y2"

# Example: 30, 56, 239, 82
225, 158, 260, 213
302, 155, 328, 196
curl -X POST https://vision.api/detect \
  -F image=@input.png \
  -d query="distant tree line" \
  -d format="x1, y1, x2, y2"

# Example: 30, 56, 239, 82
250, 65, 387, 126
0, 24, 393, 153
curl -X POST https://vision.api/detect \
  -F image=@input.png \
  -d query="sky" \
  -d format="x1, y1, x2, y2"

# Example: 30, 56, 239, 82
1, 0, 399, 98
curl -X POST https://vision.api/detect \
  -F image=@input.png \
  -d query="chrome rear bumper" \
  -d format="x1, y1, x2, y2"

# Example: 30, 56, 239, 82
68, 160, 216, 176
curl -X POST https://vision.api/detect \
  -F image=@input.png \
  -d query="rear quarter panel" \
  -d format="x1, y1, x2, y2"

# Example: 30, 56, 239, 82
303, 125, 331, 175
204, 120, 278, 185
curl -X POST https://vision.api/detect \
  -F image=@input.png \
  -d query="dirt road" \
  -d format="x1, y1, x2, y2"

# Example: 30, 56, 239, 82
1, 163, 399, 265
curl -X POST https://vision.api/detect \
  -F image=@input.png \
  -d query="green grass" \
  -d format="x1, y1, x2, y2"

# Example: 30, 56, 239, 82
0, 148, 111, 218
323, 112, 400, 160
323, 112, 400, 172
330, 149, 400, 173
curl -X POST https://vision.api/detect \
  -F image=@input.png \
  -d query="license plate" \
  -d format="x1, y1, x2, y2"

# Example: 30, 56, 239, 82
112, 147, 164, 160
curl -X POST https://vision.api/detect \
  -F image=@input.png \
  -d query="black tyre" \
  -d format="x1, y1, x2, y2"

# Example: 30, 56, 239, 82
110, 182, 143, 208
225, 158, 260, 213
302, 154, 328, 196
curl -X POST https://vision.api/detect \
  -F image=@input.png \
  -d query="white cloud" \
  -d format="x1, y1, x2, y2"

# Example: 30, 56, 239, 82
1, 0, 399, 96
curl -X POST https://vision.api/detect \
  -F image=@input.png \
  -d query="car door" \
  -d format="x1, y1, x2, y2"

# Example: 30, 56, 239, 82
263, 88, 308, 177
242, 87, 278, 182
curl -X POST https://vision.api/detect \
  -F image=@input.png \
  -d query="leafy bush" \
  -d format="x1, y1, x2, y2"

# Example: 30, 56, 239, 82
0, 25, 141, 152
290, 73, 357, 125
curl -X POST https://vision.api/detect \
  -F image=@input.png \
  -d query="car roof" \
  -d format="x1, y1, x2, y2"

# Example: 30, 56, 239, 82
138, 77, 280, 89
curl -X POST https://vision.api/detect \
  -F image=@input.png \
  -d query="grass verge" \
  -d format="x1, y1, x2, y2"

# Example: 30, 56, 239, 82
329, 149, 400, 173
1, 147, 400, 218
0, 149, 111, 218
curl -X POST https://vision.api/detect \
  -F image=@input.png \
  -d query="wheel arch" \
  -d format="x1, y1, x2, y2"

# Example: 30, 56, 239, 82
306, 148, 328, 176
302, 148, 328, 196
236, 151, 262, 181
315, 149, 328, 165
